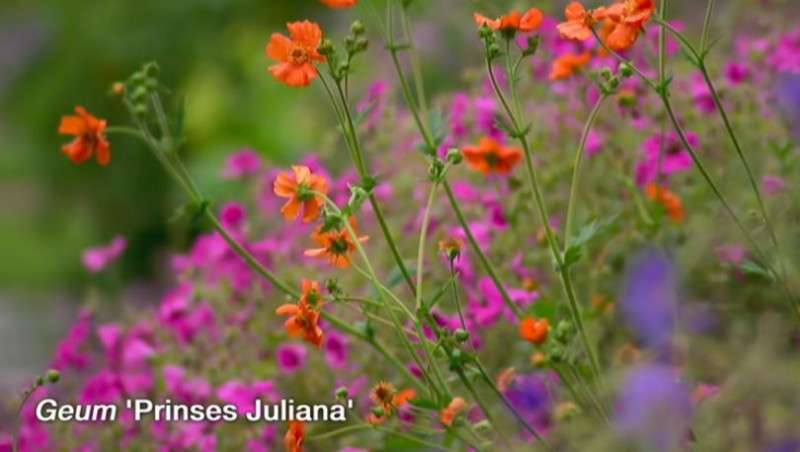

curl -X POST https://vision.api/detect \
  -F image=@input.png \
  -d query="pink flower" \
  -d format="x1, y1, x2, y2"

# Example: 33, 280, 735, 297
219, 201, 246, 228
221, 149, 262, 178
724, 62, 750, 85
690, 73, 716, 115
82, 235, 126, 273
716, 243, 746, 265
51, 308, 92, 371
584, 129, 604, 157
324, 331, 349, 369
761, 174, 787, 196
276, 343, 308, 374
635, 131, 696, 185
216, 380, 278, 415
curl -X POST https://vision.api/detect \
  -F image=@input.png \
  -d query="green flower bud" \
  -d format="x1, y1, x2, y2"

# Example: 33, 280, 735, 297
454, 329, 470, 342
446, 148, 463, 165
600, 67, 613, 81
335, 386, 349, 400
350, 20, 365, 35
619, 62, 634, 78
45, 369, 61, 384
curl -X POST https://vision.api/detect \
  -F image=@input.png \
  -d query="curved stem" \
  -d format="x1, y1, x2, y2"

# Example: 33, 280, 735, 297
564, 96, 607, 246
415, 182, 439, 310
700, 0, 717, 52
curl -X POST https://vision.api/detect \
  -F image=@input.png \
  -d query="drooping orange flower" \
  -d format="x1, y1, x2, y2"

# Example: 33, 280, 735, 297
556, 2, 607, 41
319, 0, 356, 8
519, 316, 549, 344
474, 8, 543, 33
461, 136, 523, 175
440, 397, 468, 426
549, 50, 592, 80
644, 183, 684, 223
602, 0, 656, 50
58, 106, 111, 165
304, 217, 368, 269
283, 420, 305, 452
276, 297, 324, 348
299, 278, 323, 306
274, 165, 329, 222
266, 21, 325, 87
369, 381, 415, 415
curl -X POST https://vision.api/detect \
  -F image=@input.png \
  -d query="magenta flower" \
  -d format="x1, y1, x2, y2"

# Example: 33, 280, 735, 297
635, 131, 696, 185
276, 343, 308, 374
715, 243, 746, 265
51, 308, 92, 371
761, 174, 787, 196
216, 379, 278, 415
82, 235, 126, 273
219, 201, 246, 228
221, 148, 262, 178
324, 331, 349, 369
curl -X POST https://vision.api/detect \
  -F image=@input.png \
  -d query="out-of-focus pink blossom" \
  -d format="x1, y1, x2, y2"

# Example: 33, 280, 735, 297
82, 235, 126, 273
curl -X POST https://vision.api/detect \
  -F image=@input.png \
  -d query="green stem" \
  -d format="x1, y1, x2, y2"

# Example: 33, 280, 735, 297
564, 96, 607, 246
442, 180, 523, 318
307, 424, 372, 441
415, 181, 439, 310
700, 0, 716, 52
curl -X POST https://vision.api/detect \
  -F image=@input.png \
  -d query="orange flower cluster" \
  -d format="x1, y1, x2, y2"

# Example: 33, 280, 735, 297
276, 279, 325, 347
519, 316, 550, 344
461, 136, 523, 175
58, 107, 111, 165
304, 217, 368, 269
474, 8, 543, 33
266, 21, 325, 87
645, 183, 684, 223
558, 0, 656, 50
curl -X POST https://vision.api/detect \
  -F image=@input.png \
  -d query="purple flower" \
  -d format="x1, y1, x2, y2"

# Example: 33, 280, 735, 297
724, 62, 751, 85
219, 201, 246, 228
619, 248, 678, 349
221, 149, 261, 178
584, 129, 604, 157
505, 373, 551, 433
51, 308, 92, 371
762, 174, 787, 196
616, 363, 691, 452
276, 343, 308, 374
82, 235, 126, 273
775, 72, 800, 141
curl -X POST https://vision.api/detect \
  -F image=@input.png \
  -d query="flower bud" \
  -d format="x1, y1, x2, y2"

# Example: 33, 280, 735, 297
608, 76, 620, 89
317, 39, 335, 56
132, 86, 148, 102
600, 67, 613, 81
335, 386, 349, 400
555, 320, 573, 343
355, 37, 369, 52
143, 61, 160, 77
45, 369, 61, 384
454, 329, 470, 342
619, 62, 634, 78
350, 20, 365, 35
446, 148, 463, 165
478, 24, 494, 40
134, 104, 148, 119
522, 35, 540, 57
110, 82, 126, 97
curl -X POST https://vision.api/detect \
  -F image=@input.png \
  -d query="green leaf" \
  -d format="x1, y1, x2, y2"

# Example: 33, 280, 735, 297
732, 260, 775, 281
406, 397, 440, 411
559, 216, 618, 270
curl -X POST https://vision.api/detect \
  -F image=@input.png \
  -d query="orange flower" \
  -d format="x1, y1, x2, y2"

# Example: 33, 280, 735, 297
519, 316, 549, 344
549, 50, 592, 80
319, 0, 356, 7
495, 367, 516, 392
283, 420, 305, 452
58, 106, 111, 165
276, 297, 324, 348
369, 381, 415, 414
299, 278, 323, 306
474, 8, 543, 33
461, 136, 523, 175
645, 183, 684, 223
602, 0, 655, 50
304, 217, 368, 269
556, 2, 607, 41
266, 21, 325, 87
274, 165, 329, 222
440, 397, 468, 425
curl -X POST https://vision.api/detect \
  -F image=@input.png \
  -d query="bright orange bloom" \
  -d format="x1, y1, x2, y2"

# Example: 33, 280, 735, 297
461, 136, 523, 175
602, 0, 656, 50
549, 51, 592, 80
557, 2, 607, 41
58, 106, 111, 165
274, 165, 329, 222
369, 381, 415, 415
266, 21, 325, 87
519, 317, 549, 344
283, 420, 305, 452
645, 183, 684, 223
276, 297, 324, 348
474, 8, 543, 33
319, 0, 356, 7
304, 217, 368, 269
440, 397, 468, 425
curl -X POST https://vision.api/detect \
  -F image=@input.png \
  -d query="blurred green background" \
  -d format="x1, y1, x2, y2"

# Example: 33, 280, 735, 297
0, 0, 797, 384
